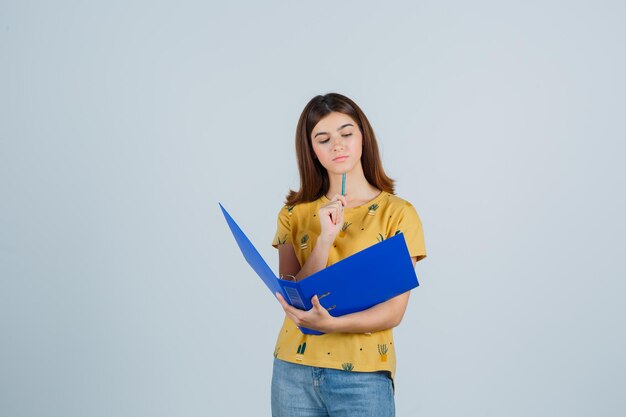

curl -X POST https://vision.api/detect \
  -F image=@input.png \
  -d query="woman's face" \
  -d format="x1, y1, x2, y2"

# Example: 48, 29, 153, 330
310, 112, 363, 175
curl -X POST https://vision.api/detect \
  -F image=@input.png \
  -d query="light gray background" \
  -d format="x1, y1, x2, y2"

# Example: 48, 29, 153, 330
1, 1, 625, 416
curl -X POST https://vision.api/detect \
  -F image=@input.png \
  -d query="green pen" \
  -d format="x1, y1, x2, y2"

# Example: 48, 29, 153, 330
341, 173, 346, 197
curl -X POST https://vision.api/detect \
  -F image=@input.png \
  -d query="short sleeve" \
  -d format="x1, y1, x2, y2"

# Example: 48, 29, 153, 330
271, 205, 293, 249
396, 203, 427, 262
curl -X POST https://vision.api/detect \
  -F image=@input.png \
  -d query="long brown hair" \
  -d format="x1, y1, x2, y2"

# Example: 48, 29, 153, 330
285, 93, 395, 206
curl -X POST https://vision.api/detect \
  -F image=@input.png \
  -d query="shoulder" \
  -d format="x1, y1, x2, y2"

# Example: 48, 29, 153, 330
276, 204, 295, 218
384, 193, 418, 212
385, 193, 413, 207
382, 193, 423, 223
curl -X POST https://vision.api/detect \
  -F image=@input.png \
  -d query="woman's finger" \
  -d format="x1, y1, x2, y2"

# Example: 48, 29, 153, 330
276, 292, 285, 303
336, 205, 343, 223
311, 295, 323, 310
276, 293, 296, 313
330, 207, 338, 224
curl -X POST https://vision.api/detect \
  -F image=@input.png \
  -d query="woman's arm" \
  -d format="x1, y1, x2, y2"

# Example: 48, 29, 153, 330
276, 257, 418, 334
278, 194, 346, 282
278, 238, 332, 282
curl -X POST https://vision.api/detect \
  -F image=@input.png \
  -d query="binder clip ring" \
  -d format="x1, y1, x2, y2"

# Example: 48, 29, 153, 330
280, 274, 297, 282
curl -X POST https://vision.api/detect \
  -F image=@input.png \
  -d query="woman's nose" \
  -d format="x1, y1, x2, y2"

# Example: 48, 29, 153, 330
332, 136, 345, 150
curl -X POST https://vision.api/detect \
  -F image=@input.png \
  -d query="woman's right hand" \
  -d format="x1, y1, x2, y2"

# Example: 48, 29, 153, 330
318, 194, 347, 246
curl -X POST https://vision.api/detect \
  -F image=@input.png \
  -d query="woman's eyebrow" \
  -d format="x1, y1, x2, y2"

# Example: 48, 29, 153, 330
313, 123, 354, 138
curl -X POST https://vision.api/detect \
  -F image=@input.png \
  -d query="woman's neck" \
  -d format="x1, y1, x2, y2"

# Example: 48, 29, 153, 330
325, 166, 381, 208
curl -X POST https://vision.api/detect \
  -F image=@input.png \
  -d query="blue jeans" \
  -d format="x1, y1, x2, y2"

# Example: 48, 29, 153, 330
271, 358, 395, 417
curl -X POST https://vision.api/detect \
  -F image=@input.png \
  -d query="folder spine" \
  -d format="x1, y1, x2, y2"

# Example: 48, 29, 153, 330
283, 286, 306, 310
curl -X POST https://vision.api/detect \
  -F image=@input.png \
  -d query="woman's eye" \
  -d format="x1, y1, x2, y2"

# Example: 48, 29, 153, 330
341, 133, 352, 137
319, 138, 330, 144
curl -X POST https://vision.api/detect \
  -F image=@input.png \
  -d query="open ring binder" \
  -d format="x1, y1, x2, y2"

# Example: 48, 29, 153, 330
220, 203, 419, 335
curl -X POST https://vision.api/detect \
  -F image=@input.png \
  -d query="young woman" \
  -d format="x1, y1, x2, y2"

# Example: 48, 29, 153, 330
271, 93, 427, 417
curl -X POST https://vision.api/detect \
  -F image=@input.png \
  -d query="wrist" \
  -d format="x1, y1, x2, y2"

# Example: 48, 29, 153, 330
325, 315, 343, 333
316, 236, 335, 250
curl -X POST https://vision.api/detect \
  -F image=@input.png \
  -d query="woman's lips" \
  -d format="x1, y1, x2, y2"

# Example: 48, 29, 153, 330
333, 156, 348, 162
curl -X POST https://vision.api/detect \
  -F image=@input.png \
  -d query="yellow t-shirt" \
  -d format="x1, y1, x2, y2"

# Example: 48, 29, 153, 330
271, 191, 427, 379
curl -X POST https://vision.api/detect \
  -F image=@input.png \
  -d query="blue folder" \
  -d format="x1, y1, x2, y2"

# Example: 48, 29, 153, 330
219, 203, 419, 335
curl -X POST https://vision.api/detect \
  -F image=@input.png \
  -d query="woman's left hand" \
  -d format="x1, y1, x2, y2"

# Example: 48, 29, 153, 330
275, 292, 336, 333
